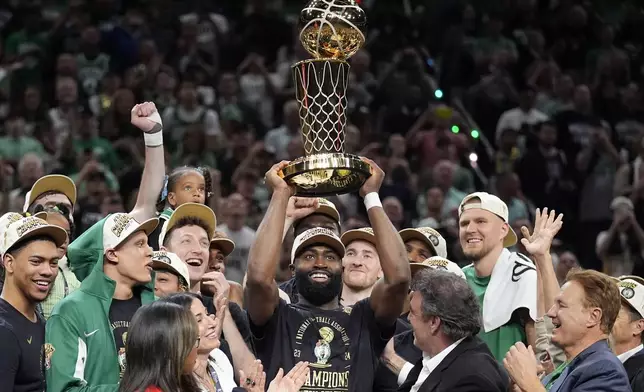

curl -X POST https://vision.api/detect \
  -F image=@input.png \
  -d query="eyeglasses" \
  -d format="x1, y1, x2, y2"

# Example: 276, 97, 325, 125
195, 337, 201, 348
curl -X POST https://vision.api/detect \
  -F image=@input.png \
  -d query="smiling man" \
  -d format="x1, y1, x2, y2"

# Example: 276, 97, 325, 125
339, 227, 382, 307
459, 192, 537, 361
246, 158, 410, 392
504, 270, 630, 392
158, 202, 217, 294
151, 250, 190, 297
159, 202, 253, 377
45, 213, 158, 392
0, 215, 67, 392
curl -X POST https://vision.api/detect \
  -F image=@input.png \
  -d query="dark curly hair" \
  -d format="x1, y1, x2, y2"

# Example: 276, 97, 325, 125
155, 166, 213, 212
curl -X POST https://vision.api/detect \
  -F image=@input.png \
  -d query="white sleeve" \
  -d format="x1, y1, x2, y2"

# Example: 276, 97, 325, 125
397, 361, 414, 386
204, 110, 222, 136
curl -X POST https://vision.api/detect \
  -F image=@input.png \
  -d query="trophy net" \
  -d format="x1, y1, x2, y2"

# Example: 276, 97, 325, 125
293, 60, 349, 156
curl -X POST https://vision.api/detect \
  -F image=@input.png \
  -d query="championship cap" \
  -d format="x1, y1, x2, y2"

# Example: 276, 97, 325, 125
103, 213, 158, 252
210, 231, 235, 257
158, 203, 217, 248
618, 275, 644, 319
291, 227, 345, 264
151, 250, 190, 287
341, 227, 376, 247
23, 175, 77, 212
316, 198, 341, 223
3, 215, 68, 256
458, 192, 517, 247
410, 256, 466, 280
398, 227, 447, 258
0, 212, 48, 254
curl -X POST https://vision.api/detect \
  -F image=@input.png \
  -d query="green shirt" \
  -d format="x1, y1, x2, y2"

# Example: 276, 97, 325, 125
463, 265, 527, 361
0, 136, 46, 162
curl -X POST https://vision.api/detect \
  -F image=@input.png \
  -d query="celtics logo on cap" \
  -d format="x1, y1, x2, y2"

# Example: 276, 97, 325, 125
622, 287, 636, 299
429, 234, 439, 246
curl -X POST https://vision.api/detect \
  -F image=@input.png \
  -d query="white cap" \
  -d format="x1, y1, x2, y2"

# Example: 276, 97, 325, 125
341, 227, 376, 247
3, 215, 68, 256
103, 213, 158, 252
158, 203, 217, 248
399, 227, 447, 258
410, 256, 466, 280
458, 192, 517, 247
316, 198, 341, 222
0, 212, 51, 254
618, 276, 644, 319
151, 250, 190, 287
291, 227, 345, 264
23, 175, 77, 212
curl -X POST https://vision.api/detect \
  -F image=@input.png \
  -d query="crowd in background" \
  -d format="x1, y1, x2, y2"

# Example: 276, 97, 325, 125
1, 0, 644, 278
2, 1, 644, 392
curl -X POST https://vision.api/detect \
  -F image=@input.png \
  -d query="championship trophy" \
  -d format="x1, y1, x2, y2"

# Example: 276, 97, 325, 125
280, 0, 372, 196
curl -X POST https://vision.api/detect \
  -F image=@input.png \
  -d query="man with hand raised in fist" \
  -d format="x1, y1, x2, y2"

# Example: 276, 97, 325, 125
45, 102, 166, 392
246, 158, 410, 392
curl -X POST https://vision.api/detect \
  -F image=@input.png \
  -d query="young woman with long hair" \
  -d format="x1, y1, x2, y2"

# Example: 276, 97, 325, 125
163, 292, 254, 392
118, 301, 201, 392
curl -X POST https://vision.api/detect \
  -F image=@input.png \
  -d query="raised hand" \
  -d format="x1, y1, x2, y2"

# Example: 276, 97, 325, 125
520, 208, 563, 257
201, 271, 231, 299
265, 161, 295, 195
286, 197, 319, 222
239, 360, 266, 392
130, 102, 162, 133
359, 157, 384, 198
267, 362, 310, 392
209, 293, 227, 349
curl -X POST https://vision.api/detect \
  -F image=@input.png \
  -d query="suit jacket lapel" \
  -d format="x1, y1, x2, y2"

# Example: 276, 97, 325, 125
399, 358, 424, 392
417, 337, 476, 392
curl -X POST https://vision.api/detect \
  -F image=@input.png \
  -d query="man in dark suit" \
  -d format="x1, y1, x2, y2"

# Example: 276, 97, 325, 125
400, 268, 509, 392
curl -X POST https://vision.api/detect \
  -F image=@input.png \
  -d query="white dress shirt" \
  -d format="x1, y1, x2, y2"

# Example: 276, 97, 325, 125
410, 338, 466, 392
618, 344, 643, 364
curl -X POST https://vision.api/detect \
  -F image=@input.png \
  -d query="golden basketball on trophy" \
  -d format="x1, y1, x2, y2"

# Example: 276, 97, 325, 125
279, 0, 372, 196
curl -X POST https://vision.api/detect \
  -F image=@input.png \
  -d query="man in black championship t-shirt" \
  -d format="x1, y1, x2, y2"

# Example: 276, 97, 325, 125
246, 159, 411, 392
0, 214, 68, 392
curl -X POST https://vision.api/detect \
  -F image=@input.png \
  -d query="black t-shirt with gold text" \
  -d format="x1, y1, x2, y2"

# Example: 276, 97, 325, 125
250, 298, 394, 392
108, 296, 141, 379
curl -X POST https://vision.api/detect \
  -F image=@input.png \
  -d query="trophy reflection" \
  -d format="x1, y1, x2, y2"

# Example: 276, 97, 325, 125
280, 0, 371, 196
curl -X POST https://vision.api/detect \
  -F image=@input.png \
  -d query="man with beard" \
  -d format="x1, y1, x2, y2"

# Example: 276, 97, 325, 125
159, 202, 256, 379
0, 215, 67, 392
280, 197, 342, 304
246, 159, 410, 392
339, 227, 381, 307
459, 192, 537, 361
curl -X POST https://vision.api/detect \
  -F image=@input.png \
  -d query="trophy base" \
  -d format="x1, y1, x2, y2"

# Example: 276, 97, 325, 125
280, 153, 371, 197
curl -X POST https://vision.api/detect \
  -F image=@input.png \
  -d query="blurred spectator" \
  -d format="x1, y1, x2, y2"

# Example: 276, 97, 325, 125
596, 197, 644, 276
264, 100, 299, 160
495, 85, 548, 147
218, 193, 256, 284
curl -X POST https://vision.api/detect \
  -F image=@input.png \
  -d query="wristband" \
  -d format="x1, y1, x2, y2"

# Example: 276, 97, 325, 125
364, 192, 382, 211
144, 131, 163, 147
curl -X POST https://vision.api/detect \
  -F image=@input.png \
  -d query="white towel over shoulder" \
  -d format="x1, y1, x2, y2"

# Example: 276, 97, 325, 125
482, 249, 538, 332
